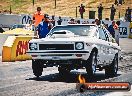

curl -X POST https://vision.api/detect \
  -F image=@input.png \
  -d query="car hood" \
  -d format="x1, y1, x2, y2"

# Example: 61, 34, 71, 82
29, 36, 96, 43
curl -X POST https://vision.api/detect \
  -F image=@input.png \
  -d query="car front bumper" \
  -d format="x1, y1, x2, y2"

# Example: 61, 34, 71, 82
27, 50, 90, 60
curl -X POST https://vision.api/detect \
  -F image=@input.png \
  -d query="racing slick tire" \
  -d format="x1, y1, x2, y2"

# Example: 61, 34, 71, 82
32, 59, 43, 77
105, 54, 118, 77
85, 51, 97, 77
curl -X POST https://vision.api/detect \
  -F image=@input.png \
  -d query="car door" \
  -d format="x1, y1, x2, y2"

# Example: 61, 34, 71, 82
103, 25, 119, 64
98, 26, 111, 65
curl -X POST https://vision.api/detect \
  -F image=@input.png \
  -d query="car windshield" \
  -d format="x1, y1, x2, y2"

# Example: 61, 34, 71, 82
47, 25, 97, 37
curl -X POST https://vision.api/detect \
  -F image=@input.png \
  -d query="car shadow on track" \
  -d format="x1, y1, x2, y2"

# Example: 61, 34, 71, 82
26, 71, 121, 83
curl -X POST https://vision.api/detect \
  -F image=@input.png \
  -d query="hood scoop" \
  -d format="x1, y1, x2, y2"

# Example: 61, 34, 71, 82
51, 30, 75, 38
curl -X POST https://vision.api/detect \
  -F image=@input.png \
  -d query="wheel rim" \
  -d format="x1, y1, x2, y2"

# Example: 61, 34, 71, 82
92, 53, 97, 73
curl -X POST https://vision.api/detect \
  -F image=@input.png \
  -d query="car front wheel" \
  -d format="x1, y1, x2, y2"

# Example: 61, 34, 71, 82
85, 51, 97, 77
32, 60, 43, 77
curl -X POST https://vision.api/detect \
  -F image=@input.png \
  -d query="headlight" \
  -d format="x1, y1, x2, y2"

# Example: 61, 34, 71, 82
75, 42, 84, 50
29, 43, 38, 50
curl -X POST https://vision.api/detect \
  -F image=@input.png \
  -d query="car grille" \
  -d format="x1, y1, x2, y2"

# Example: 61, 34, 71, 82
39, 44, 74, 50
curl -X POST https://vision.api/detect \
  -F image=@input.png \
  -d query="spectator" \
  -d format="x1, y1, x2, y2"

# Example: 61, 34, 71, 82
33, 7, 44, 37
51, 15, 55, 26
126, 7, 131, 22
92, 21, 95, 24
95, 19, 101, 25
68, 18, 75, 24
74, 20, 78, 24
110, 4, 116, 21
36, 14, 53, 38
116, 21, 120, 26
115, 0, 118, 5
105, 18, 109, 20
114, 21, 119, 45
97, 4, 103, 20
79, 4, 85, 19
82, 21, 87, 24
113, 22, 118, 30
57, 16, 62, 25
108, 21, 118, 38
33, 7, 44, 27
118, 0, 122, 5
77, 20, 80, 24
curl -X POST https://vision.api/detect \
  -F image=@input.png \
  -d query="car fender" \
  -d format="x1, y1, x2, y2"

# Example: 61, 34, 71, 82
87, 43, 99, 57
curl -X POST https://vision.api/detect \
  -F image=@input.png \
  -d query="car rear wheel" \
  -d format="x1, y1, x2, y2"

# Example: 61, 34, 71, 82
32, 60, 43, 77
105, 54, 118, 77
58, 66, 70, 77
85, 51, 97, 77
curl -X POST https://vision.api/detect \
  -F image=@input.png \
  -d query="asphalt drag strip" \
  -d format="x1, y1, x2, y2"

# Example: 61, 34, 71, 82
0, 38, 132, 96
0, 59, 127, 96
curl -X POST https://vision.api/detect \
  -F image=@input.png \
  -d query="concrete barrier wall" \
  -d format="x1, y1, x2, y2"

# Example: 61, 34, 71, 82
0, 28, 34, 56
0, 34, 14, 55
0, 14, 20, 28
2, 36, 33, 62
0, 14, 32, 27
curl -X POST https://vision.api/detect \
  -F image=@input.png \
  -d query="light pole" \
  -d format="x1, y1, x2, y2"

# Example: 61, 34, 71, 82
55, 0, 56, 9
118, 4, 121, 19
9, 5, 12, 14
53, 0, 57, 19
10, 0, 12, 14
32, 0, 35, 6
76, 7, 78, 18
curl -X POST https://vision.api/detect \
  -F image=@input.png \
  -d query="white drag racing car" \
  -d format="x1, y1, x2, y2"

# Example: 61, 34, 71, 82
27, 24, 121, 77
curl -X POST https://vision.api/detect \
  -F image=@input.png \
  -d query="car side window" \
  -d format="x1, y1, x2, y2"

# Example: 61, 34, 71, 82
103, 28, 109, 41
98, 28, 106, 40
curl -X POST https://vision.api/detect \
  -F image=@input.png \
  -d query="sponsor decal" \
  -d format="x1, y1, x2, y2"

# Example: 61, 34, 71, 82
22, 15, 31, 24
119, 27, 127, 35
16, 41, 29, 57
76, 75, 131, 92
